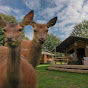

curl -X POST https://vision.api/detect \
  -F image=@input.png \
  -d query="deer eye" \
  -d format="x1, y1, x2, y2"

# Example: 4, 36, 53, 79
46, 30, 48, 32
3, 29, 6, 32
19, 29, 23, 31
34, 30, 37, 32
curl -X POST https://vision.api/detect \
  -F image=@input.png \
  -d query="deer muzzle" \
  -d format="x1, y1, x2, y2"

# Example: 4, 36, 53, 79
39, 38, 45, 44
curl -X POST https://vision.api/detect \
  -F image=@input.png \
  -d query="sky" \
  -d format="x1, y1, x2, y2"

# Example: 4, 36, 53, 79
0, 0, 88, 40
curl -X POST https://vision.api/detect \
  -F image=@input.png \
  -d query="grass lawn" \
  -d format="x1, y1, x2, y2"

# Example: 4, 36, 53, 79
36, 64, 88, 88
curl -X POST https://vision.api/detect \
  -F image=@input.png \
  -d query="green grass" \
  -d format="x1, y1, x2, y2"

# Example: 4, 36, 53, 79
36, 64, 88, 88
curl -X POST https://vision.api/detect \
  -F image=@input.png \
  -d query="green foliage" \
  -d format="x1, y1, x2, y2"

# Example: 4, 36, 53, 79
22, 31, 29, 40
37, 64, 88, 88
53, 52, 65, 57
43, 33, 61, 52
71, 20, 88, 38
0, 27, 5, 46
0, 13, 17, 23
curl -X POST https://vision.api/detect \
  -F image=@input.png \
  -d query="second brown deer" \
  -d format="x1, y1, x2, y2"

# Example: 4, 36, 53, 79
0, 10, 37, 88
21, 11, 57, 69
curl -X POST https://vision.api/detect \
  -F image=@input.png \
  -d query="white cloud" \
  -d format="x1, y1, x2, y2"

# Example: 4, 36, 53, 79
24, 0, 41, 10
13, 9, 21, 14
0, 5, 21, 14
40, 5, 64, 19
0, 5, 11, 13
1, 0, 88, 40
36, 20, 47, 24
0, 5, 23, 21
0, 0, 2, 2
25, 31, 33, 40
45, 0, 88, 40
19, 15, 25, 20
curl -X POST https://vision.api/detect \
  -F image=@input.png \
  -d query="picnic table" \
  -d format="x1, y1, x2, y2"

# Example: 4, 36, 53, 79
54, 56, 73, 64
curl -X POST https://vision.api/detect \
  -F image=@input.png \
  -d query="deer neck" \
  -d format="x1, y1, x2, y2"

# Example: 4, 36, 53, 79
7, 46, 20, 88
28, 38, 43, 68
31, 38, 43, 53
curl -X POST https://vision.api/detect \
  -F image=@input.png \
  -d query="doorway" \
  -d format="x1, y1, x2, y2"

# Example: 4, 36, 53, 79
77, 48, 85, 65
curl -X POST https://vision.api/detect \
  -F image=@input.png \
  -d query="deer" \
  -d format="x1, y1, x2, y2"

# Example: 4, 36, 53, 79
0, 10, 37, 88
21, 11, 57, 69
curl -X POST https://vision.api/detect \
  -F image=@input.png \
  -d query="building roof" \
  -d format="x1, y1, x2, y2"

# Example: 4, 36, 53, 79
42, 51, 54, 56
55, 36, 88, 53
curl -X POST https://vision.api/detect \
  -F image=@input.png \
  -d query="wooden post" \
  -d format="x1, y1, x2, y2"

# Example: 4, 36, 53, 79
55, 48, 56, 59
74, 42, 78, 61
51, 54, 54, 62
85, 45, 88, 57
42, 55, 44, 63
74, 46, 77, 61
65, 50, 68, 57
44, 55, 47, 63
55, 48, 56, 64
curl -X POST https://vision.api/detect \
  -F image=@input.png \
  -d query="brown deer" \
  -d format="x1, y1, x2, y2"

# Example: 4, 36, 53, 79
21, 11, 57, 69
0, 10, 37, 88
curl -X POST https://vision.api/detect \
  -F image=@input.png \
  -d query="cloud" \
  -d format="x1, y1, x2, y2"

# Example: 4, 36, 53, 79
0, 5, 24, 21
42, 0, 88, 40
25, 31, 33, 40
36, 20, 47, 24
0, 0, 2, 2
0, 5, 11, 13
0, 0, 88, 40
56, 0, 88, 39
13, 9, 21, 14
24, 0, 41, 10
0, 5, 21, 14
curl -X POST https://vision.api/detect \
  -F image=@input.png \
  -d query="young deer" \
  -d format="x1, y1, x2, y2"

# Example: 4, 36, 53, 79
21, 11, 57, 69
0, 11, 37, 88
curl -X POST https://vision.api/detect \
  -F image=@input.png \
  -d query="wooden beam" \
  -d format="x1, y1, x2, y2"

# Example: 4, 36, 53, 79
85, 45, 88, 57
65, 50, 67, 56
74, 46, 77, 61
54, 48, 57, 64
44, 55, 47, 63
74, 42, 77, 46
48, 67, 88, 73
55, 48, 56, 59
51, 65, 88, 69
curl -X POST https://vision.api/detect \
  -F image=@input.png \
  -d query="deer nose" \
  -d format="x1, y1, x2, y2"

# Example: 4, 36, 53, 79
39, 38, 45, 43
7, 37, 12, 41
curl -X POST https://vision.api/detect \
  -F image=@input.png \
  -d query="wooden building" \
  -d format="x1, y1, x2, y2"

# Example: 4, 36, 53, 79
55, 36, 88, 65
40, 51, 54, 63
48, 36, 88, 73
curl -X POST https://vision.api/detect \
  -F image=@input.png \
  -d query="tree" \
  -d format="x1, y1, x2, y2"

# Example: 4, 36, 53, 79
0, 13, 28, 46
22, 31, 29, 40
0, 13, 17, 23
43, 33, 61, 52
71, 20, 88, 38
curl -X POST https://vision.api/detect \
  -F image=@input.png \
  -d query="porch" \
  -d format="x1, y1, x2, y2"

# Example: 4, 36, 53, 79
48, 64, 88, 73
48, 36, 88, 73
54, 56, 73, 65
54, 36, 88, 65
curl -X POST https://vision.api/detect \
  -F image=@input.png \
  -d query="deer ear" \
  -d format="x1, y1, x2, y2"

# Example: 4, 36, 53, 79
47, 17, 57, 28
20, 10, 34, 26
0, 17, 6, 27
30, 21, 36, 27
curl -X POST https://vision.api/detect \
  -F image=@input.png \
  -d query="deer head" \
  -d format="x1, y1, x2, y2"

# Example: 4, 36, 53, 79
31, 17, 57, 44
0, 10, 34, 47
